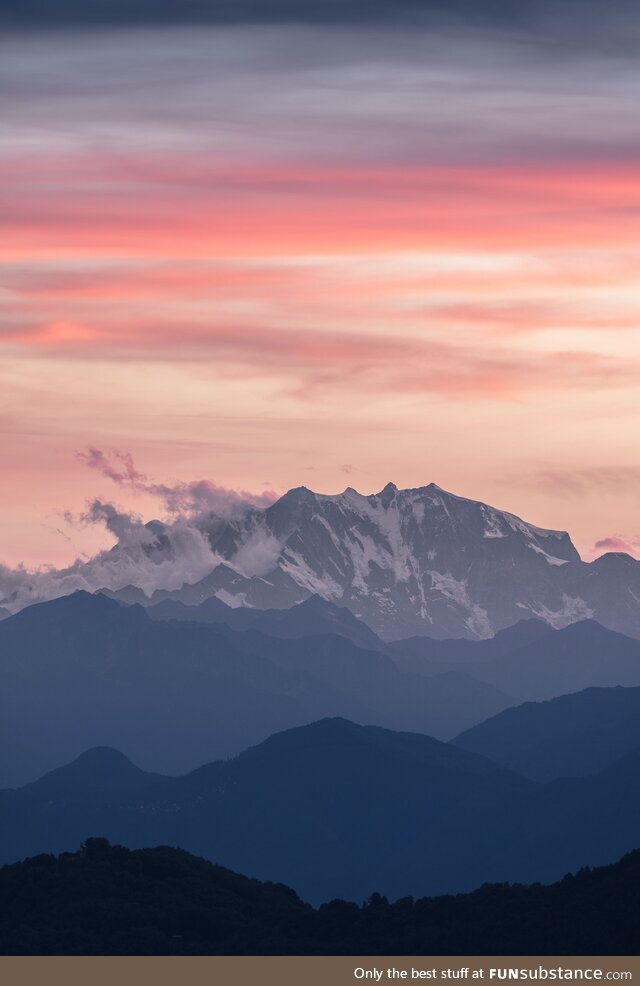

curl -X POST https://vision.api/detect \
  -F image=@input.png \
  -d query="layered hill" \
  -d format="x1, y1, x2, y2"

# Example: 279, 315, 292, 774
0, 591, 514, 787
3, 718, 640, 905
5, 590, 640, 788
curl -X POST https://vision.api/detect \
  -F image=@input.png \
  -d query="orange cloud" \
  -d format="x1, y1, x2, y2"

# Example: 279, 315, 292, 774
11, 320, 97, 346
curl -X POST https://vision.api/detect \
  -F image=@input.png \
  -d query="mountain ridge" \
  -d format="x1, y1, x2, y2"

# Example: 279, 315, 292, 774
3, 839, 639, 955
454, 685, 640, 780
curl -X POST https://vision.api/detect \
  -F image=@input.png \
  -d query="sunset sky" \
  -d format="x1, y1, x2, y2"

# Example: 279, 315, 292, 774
2, 0, 640, 570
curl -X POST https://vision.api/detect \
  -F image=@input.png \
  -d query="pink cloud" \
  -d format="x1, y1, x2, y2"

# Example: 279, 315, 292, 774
593, 535, 640, 558
3, 314, 638, 403
2, 157, 640, 262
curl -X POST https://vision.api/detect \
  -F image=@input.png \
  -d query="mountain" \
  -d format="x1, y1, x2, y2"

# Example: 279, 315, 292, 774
145, 593, 385, 651
103, 483, 640, 641
390, 619, 640, 702
0, 591, 513, 787
3, 718, 640, 906
454, 685, 640, 780
22, 747, 171, 805
2, 839, 639, 955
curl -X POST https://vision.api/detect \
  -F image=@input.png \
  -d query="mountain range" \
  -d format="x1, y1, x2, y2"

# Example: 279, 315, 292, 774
3, 716, 640, 905
4, 590, 640, 787
0, 591, 515, 787
102, 483, 640, 640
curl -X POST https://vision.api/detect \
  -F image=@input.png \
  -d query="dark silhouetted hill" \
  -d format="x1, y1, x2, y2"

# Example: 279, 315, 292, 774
1, 839, 639, 955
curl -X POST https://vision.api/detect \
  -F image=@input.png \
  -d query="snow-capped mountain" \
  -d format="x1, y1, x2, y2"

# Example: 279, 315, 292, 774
107, 482, 640, 641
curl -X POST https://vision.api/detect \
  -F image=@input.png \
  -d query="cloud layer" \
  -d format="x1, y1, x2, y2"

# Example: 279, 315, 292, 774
1, 23, 639, 566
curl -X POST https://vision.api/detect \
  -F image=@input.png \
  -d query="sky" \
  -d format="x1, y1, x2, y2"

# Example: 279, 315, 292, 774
1, 0, 640, 573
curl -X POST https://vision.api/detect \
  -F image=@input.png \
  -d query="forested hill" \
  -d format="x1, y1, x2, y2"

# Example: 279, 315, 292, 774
1, 839, 638, 955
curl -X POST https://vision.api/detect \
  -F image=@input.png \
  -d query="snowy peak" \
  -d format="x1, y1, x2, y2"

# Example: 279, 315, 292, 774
99, 481, 640, 643
308, 482, 577, 565
192, 481, 601, 640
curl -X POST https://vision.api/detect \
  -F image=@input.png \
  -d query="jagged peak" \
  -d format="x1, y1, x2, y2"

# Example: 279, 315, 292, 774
277, 482, 573, 546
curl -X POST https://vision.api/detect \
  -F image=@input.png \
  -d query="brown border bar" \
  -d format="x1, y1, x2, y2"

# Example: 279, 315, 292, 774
2, 956, 638, 986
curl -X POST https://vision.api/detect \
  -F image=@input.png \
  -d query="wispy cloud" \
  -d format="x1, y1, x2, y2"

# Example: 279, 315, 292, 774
76, 447, 146, 486
74, 447, 278, 518
4, 313, 639, 405
518, 467, 640, 496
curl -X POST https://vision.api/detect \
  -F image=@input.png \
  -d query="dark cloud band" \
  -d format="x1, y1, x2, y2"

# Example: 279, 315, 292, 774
0, 0, 634, 31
